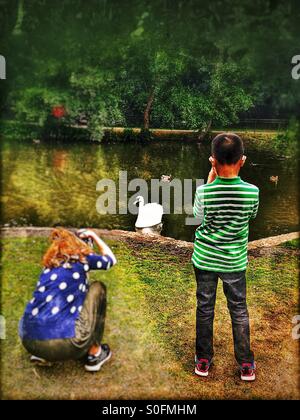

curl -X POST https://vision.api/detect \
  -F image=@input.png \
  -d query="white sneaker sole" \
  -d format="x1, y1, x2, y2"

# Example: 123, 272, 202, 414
195, 367, 209, 377
30, 355, 52, 367
241, 373, 256, 381
241, 362, 256, 381
85, 350, 112, 372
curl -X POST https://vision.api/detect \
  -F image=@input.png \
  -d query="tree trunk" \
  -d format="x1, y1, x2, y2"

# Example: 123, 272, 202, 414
13, 0, 24, 35
198, 120, 212, 140
205, 120, 212, 133
144, 88, 155, 130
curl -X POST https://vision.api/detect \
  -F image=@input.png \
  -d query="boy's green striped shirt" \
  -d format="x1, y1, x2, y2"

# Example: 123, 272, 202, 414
192, 176, 259, 272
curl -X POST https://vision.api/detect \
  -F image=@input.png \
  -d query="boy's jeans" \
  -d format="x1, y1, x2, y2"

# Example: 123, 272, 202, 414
194, 266, 254, 366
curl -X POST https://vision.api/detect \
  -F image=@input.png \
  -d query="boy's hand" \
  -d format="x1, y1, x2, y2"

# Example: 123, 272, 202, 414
207, 157, 218, 184
207, 168, 217, 184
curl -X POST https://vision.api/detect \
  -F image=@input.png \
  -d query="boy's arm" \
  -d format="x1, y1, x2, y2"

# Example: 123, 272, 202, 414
193, 162, 216, 220
250, 190, 260, 219
193, 188, 204, 219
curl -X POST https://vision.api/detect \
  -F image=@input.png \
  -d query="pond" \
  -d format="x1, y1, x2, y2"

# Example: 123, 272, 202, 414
1, 138, 298, 242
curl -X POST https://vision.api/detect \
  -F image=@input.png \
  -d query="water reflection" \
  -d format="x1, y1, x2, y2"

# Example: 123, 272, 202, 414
52, 150, 69, 173
1, 139, 298, 241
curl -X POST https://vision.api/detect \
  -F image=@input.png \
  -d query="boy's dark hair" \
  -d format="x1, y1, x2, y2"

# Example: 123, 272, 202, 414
211, 133, 244, 165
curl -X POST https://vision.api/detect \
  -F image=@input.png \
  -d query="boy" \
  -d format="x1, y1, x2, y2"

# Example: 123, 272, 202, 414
192, 133, 259, 381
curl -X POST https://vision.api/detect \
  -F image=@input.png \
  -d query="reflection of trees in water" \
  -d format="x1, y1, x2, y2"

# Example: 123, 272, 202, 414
52, 150, 69, 173
2, 142, 122, 227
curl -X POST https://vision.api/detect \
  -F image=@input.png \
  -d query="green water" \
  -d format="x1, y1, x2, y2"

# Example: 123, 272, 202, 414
1, 139, 298, 242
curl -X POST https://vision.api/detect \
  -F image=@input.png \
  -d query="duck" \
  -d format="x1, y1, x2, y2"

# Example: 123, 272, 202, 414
134, 196, 163, 235
270, 175, 279, 186
160, 174, 172, 182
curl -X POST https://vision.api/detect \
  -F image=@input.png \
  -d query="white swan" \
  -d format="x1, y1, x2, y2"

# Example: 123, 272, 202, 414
134, 196, 163, 235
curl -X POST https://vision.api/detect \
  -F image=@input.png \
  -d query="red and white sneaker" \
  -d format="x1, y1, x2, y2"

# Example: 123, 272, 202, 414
195, 356, 211, 377
240, 362, 256, 381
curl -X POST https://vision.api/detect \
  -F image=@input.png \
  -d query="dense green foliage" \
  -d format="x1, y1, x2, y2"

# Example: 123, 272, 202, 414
1, 0, 300, 140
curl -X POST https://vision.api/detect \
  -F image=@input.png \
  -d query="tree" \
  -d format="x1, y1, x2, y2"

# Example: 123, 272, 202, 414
1, 0, 299, 140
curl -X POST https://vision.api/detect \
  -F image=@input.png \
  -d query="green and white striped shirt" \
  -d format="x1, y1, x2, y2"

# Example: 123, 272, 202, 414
192, 176, 259, 272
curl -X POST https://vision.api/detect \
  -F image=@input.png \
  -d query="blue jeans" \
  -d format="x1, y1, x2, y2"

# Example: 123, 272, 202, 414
194, 266, 254, 365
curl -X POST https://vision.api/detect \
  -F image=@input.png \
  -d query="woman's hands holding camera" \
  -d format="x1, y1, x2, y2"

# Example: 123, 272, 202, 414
77, 229, 96, 240
77, 229, 117, 265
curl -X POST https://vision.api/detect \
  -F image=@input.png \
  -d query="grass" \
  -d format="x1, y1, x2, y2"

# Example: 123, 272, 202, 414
282, 238, 300, 250
0, 237, 299, 400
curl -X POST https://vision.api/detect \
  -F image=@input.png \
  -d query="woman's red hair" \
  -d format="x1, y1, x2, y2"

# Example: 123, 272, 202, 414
43, 228, 93, 268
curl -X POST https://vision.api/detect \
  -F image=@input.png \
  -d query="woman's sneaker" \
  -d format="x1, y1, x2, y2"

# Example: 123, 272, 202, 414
240, 362, 256, 381
195, 356, 211, 377
85, 344, 112, 372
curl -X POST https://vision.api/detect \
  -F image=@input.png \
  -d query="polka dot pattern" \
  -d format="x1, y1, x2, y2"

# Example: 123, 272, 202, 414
67, 294, 74, 303
51, 306, 59, 315
32, 308, 39, 316
23, 261, 92, 340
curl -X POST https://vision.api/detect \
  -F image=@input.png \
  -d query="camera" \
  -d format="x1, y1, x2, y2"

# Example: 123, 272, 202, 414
76, 229, 94, 248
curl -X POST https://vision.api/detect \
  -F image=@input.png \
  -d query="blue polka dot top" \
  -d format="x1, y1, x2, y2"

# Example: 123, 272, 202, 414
19, 253, 114, 341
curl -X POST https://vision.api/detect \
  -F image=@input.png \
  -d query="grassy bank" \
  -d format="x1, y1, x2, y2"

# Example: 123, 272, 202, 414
1, 119, 283, 143
1, 237, 299, 399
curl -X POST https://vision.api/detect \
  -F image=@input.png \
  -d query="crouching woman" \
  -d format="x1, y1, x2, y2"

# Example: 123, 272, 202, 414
19, 228, 117, 372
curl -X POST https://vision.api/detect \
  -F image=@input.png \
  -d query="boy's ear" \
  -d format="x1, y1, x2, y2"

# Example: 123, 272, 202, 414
241, 155, 247, 167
